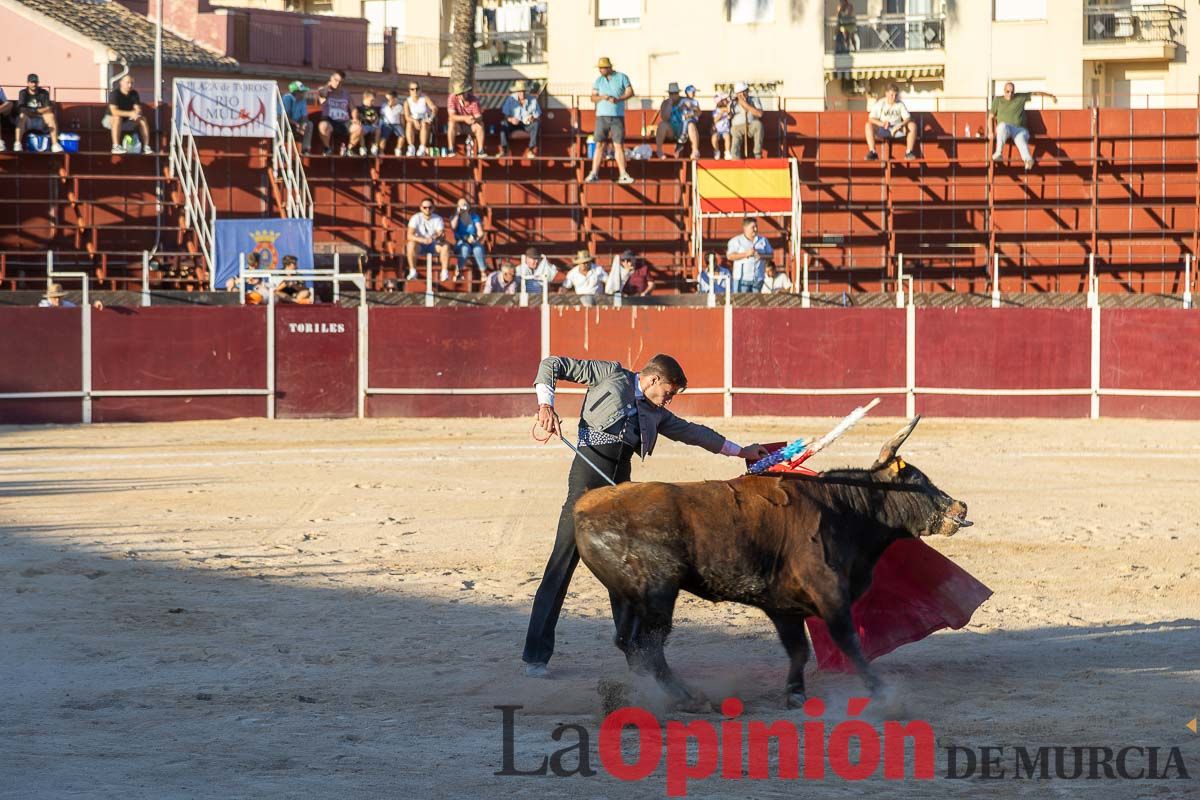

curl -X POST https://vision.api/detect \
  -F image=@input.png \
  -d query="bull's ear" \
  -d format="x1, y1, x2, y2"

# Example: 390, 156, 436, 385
869, 416, 921, 471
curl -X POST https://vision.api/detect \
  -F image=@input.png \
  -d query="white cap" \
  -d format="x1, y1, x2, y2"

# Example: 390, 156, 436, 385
734, 81, 749, 93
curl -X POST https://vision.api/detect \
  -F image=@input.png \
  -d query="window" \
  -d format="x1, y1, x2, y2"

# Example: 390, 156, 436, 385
729, 0, 774, 24
597, 0, 640, 27
994, 0, 1046, 22
364, 0, 405, 43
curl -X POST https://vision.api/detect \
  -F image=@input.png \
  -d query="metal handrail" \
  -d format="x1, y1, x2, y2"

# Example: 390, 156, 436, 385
168, 125, 217, 284
272, 88, 314, 220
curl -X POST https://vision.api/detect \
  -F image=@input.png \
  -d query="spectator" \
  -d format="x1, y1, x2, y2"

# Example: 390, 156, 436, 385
224, 252, 269, 301
729, 81, 764, 160
450, 198, 488, 275
655, 83, 700, 159
516, 246, 559, 293
836, 0, 858, 53
711, 91, 732, 160
727, 216, 773, 293
561, 249, 608, 306
483, 262, 520, 294
499, 80, 541, 157
104, 75, 153, 155
14, 74, 62, 153
273, 254, 314, 304
991, 82, 1057, 171
39, 282, 102, 309
448, 82, 487, 158
761, 262, 793, 294
316, 70, 352, 155
405, 198, 452, 281
585, 56, 635, 185
606, 249, 656, 297
697, 261, 732, 294
378, 88, 406, 156
382, 278, 399, 293
403, 81, 437, 157
0, 88, 11, 152
865, 83, 917, 161
350, 89, 381, 156
281, 81, 313, 154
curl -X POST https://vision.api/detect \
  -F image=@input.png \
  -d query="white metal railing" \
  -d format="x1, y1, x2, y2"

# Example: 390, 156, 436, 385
168, 125, 217, 286
272, 88, 314, 221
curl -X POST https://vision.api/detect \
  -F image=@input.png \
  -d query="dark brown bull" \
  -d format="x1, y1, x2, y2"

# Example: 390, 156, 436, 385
574, 417, 972, 711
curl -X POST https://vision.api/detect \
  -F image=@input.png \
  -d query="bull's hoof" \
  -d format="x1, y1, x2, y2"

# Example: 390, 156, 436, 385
785, 691, 807, 709
671, 694, 714, 715
597, 678, 632, 715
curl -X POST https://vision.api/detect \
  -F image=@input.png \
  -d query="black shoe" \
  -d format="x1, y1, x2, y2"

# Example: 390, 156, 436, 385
865, 150, 879, 161
905, 151, 917, 160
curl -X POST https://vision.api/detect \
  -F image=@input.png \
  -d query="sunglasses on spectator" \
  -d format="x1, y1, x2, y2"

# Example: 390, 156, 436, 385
420, 204, 432, 210
409, 86, 419, 91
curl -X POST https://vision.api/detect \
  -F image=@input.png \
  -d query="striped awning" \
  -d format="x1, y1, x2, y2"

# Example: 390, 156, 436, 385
825, 65, 944, 82
476, 79, 543, 109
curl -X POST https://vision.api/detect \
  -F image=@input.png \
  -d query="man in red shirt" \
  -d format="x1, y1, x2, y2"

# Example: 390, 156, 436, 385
447, 82, 486, 158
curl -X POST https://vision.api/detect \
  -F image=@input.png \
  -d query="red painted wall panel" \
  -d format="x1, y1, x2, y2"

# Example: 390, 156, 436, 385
274, 306, 358, 419
915, 308, 1091, 417
1099, 308, 1200, 419
0, 309, 82, 393
732, 309, 906, 417
549, 307, 724, 418
0, 308, 83, 424
91, 308, 267, 391
92, 396, 266, 423
366, 307, 538, 418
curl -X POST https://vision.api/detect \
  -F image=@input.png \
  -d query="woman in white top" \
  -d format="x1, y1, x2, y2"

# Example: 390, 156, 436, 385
404, 82, 437, 156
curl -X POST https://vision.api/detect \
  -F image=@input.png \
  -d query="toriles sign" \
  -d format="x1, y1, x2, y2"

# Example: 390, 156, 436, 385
172, 79, 277, 138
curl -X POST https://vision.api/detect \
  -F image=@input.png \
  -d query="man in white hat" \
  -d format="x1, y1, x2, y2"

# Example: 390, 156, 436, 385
730, 81, 765, 159
39, 283, 103, 309
500, 80, 542, 157
560, 249, 607, 306
654, 83, 700, 159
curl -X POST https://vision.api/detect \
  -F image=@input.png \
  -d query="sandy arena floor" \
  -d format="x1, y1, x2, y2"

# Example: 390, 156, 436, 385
1, 416, 1198, 798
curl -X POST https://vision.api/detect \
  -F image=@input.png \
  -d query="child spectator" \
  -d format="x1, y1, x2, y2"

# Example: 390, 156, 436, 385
281, 81, 313, 154
711, 92, 732, 160
273, 254, 314, 304
762, 262, 793, 294
351, 89, 381, 156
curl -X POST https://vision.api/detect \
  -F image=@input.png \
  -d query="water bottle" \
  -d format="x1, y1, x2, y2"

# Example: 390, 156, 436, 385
963, 123, 971, 139
586, 134, 596, 159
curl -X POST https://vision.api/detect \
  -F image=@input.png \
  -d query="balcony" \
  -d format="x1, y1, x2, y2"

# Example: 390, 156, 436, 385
226, 8, 370, 72
824, 13, 946, 84
375, 27, 548, 78
1083, 4, 1184, 61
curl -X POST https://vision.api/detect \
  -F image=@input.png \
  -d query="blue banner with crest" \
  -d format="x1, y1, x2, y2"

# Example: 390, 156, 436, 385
213, 218, 313, 290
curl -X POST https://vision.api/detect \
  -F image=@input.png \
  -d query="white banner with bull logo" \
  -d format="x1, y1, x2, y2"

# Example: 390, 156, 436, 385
172, 79, 276, 138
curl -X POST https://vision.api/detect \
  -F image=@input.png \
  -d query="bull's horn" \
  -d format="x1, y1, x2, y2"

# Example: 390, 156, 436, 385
870, 415, 921, 470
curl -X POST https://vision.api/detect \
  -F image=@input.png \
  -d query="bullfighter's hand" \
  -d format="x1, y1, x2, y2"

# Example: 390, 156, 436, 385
738, 443, 771, 461
537, 404, 561, 437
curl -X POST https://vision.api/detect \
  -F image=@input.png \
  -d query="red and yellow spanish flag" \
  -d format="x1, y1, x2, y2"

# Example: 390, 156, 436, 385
695, 158, 793, 215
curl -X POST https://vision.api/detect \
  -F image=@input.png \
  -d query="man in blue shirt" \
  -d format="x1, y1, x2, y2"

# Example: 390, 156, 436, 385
281, 81, 313, 154
586, 56, 635, 185
697, 262, 732, 295
499, 80, 541, 157
726, 216, 773, 293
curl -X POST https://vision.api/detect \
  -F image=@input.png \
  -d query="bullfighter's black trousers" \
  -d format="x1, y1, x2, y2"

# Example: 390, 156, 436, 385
522, 440, 632, 665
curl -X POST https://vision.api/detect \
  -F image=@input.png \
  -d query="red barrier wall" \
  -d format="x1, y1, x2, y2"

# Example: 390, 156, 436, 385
549, 307, 725, 418
275, 306, 359, 419
1101, 309, 1200, 419
367, 307, 539, 417
0, 308, 82, 424
915, 308, 1091, 418
733, 309, 907, 417
91, 307, 267, 422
